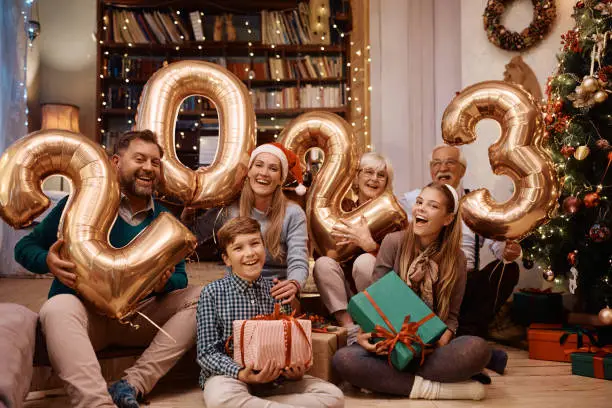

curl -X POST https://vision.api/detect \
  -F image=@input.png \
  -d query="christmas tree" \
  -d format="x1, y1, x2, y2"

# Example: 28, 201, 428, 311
522, 0, 612, 321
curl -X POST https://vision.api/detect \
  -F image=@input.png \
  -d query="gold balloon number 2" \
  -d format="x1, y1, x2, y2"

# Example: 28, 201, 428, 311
441, 80, 559, 241
0, 130, 196, 320
279, 112, 407, 262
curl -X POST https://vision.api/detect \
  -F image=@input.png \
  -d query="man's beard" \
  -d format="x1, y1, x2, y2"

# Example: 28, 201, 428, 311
121, 171, 158, 198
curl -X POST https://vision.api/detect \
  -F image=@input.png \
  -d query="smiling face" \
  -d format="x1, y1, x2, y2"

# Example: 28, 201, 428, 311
356, 166, 388, 202
112, 138, 162, 198
412, 187, 455, 241
247, 152, 283, 198
429, 146, 465, 189
222, 232, 266, 282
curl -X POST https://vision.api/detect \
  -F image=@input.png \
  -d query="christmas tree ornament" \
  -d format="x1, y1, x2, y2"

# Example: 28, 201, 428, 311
599, 306, 612, 325
589, 223, 611, 242
567, 250, 578, 266
543, 269, 555, 282
575, 85, 585, 95
584, 191, 601, 208
582, 76, 599, 92
574, 145, 590, 160
561, 145, 576, 158
562, 196, 582, 214
596, 139, 610, 150
554, 99, 563, 111
594, 90, 608, 103
545, 113, 554, 125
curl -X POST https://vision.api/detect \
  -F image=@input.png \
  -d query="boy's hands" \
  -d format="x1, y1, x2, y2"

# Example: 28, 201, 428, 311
238, 361, 282, 384
153, 267, 174, 293
283, 360, 308, 380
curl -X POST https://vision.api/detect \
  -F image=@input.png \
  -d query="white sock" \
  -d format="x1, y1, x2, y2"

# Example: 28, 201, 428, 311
346, 324, 360, 346
410, 376, 486, 401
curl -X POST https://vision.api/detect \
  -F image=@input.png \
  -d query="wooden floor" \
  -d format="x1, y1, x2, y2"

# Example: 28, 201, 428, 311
1, 263, 611, 408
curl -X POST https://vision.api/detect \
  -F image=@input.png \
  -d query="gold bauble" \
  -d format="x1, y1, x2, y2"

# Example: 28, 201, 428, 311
594, 90, 608, 103
599, 306, 612, 325
543, 269, 555, 282
582, 76, 599, 92
575, 85, 585, 95
574, 145, 590, 161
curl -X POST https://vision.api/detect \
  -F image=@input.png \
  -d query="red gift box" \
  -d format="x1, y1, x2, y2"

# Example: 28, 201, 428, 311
528, 323, 597, 362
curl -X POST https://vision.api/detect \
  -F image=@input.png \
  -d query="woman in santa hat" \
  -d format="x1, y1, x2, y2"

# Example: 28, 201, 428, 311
184, 143, 309, 305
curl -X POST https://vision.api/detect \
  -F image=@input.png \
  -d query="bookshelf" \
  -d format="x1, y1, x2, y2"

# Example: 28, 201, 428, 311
96, 0, 366, 171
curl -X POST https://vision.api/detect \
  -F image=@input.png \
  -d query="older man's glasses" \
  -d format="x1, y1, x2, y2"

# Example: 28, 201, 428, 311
430, 159, 461, 169
360, 168, 387, 180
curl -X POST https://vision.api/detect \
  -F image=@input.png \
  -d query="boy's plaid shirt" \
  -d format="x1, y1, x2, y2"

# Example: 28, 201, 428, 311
196, 272, 288, 387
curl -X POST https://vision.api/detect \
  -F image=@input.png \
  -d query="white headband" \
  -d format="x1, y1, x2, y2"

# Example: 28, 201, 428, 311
444, 184, 459, 214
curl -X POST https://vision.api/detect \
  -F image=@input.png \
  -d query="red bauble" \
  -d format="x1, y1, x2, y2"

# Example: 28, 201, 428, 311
554, 100, 563, 112
596, 139, 610, 150
567, 250, 578, 266
560, 145, 576, 158
589, 223, 610, 243
584, 192, 601, 208
562, 196, 582, 214
545, 114, 554, 125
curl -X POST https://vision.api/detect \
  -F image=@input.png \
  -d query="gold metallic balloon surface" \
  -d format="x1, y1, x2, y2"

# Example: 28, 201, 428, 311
280, 112, 406, 262
441, 80, 559, 241
0, 130, 197, 320
135, 60, 256, 208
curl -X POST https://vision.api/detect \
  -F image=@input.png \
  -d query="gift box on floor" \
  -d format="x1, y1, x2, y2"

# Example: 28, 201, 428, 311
528, 323, 597, 362
232, 305, 312, 370
308, 326, 347, 383
347, 272, 447, 370
570, 347, 612, 380
512, 288, 564, 325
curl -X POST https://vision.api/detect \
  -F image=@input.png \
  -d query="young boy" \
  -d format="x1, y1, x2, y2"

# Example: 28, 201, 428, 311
196, 217, 344, 408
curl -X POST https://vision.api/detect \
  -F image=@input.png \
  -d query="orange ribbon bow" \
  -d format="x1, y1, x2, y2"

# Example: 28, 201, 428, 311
364, 290, 435, 367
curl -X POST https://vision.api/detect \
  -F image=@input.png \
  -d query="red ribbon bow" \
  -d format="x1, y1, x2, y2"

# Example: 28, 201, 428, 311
363, 290, 435, 367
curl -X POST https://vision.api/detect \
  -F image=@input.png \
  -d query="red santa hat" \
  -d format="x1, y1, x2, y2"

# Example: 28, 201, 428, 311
248, 142, 307, 196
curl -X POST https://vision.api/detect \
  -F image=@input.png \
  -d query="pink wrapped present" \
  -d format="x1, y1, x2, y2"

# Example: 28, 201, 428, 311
231, 305, 312, 370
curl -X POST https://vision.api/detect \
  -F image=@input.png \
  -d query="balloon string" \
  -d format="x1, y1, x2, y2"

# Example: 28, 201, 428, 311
136, 311, 177, 344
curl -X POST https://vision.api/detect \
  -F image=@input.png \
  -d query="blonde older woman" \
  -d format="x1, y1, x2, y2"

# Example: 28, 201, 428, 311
313, 152, 397, 344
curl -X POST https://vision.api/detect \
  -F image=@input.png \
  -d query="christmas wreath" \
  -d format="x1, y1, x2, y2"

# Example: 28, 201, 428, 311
483, 0, 556, 51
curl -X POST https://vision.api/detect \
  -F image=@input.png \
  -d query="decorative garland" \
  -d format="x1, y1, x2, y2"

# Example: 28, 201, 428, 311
484, 0, 557, 51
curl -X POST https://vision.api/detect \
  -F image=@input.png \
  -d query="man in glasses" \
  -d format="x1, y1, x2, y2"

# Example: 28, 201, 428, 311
399, 144, 522, 340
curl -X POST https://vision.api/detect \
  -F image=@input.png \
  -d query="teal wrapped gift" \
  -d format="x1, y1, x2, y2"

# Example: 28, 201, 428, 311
570, 347, 612, 380
347, 272, 447, 370
512, 288, 563, 325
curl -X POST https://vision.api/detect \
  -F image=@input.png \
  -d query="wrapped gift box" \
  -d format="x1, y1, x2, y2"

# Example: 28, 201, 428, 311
308, 326, 347, 383
528, 323, 597, 362
570, 349, 612, 380
232, 317, 312, 370
512, 288, 564, 325
348, 272, 447, 370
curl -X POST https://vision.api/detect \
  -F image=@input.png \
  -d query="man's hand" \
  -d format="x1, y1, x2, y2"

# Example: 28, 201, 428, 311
271, 278, 299, 304
283, 360, 308, 380
502, 240, 522, 262
238, 361, 282, 384
153, 267, 174, 293
46, 240, 77, 288
331, 216, 377, 252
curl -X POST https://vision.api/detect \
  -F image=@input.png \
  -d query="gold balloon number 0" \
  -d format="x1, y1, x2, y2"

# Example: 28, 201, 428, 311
441, 80, 559, 241
279, 112, 407, 262
0, 130, 196, 320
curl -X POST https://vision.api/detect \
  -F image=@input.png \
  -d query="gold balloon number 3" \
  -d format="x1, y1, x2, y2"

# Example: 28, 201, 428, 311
441, 80, 559, 240
280, 112, 406, 262
0, 130, 196, 320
